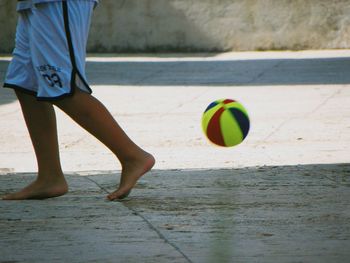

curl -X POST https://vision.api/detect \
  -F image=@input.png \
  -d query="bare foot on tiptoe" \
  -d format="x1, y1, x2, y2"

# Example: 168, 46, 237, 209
2, 176, 68, 200
107, 152, 155, 201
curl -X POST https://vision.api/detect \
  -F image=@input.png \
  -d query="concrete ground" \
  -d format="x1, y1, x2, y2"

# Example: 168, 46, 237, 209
0, 50, 349, 262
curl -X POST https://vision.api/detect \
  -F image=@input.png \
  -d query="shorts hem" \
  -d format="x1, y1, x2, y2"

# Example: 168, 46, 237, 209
36, 93, 74, 101
3, 83, 37, 97
3, 82, 91, 102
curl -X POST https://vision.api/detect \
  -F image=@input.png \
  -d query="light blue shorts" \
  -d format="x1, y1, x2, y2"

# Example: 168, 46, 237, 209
4, 0, 94, 101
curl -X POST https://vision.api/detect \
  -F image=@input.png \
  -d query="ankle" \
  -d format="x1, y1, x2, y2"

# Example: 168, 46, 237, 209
37, 169, 65, 181
117, 149, 146, 164
118, 149, 149, 166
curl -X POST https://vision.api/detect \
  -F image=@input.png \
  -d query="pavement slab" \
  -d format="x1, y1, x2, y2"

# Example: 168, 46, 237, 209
1, 51, 350, 262
0, 173, 188, 263
1, 164, 349, 262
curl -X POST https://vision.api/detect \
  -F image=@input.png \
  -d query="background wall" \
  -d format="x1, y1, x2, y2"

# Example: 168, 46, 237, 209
1, 0, 350, 53
0, 0, 18, 53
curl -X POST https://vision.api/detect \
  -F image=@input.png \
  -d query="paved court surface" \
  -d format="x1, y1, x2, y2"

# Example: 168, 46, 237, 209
0, 51, 349, 262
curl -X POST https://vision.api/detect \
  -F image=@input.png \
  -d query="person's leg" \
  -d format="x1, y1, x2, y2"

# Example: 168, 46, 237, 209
54, 89, 155, 200
2, 91, 67, 200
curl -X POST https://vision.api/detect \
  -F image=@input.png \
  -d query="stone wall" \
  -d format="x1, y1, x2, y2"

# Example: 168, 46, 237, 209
1, 0, 350, 53
0, 0, 17, 53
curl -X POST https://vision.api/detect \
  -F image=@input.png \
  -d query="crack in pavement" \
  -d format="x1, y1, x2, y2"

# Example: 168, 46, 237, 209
255, 85, 345, 146
134, 62, 182, 86
308, 85, 345, 116
84, 176, 194, 263
247, 60, 284, 85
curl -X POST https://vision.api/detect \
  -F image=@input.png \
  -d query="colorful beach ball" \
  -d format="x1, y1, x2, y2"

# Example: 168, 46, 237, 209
202, 99, 250, 147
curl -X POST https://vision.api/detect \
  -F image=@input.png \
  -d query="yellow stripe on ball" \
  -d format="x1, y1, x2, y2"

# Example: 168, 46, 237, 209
220, 109, 243, 146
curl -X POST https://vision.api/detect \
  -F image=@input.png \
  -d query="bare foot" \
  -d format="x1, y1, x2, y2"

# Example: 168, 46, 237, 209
107, 152, 155, 201
2, 176, 68, 200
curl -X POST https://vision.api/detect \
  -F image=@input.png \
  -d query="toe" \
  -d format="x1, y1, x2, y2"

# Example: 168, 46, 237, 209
107, 190, 131, 201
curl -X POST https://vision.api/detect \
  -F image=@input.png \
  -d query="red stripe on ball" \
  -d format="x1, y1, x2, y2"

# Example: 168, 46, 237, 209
223, 99, 235, 104
207, 107, 226, 146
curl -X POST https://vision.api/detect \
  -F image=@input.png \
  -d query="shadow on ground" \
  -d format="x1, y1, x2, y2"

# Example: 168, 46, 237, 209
85, 57, 350, 86
1, 163, 349, 262
0, 85, 16, 105
0, 60, 17, 105
1, 56, 350, 105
